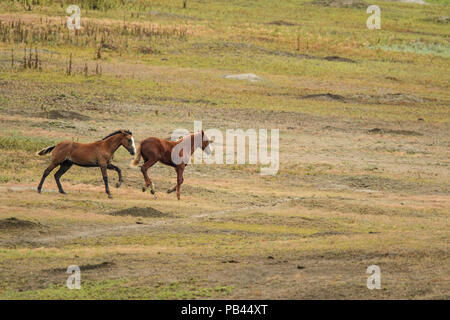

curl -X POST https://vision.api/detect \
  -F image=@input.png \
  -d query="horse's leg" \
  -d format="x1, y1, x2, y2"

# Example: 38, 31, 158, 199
167, 165, 185, 198
37, 162, 58, 193
167, 185, 177, 193
54, 160, 73, 194
176, 165, 185, 200
107, 164, 122, 188
141, 158, 157, 194
100, 165, 112, 198
167, 168, 177, 194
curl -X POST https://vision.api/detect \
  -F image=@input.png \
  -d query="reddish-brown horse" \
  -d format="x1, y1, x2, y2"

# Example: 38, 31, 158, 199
36, 130, 136, 198
131, 131, 212, 200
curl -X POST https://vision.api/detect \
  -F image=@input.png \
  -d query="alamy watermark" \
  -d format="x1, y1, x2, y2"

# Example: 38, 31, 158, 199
66, 5, 81, 30
366, 265, 381, 289
66, 265, 81, 289
170, 121, 279, 175
366, 5, 381, 30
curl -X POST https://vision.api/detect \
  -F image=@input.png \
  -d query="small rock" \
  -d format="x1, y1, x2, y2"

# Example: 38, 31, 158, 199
297, 265, 305, 269
436, 16, 449, 23
224, 73, 262, 82
398, 0, 428, 4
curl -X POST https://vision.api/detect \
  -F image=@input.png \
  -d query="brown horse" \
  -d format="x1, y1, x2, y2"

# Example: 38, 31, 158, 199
130, 131, 212, 200
36, 130, 136, 198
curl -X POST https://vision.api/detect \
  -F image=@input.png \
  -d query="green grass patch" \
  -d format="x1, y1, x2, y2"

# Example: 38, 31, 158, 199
0, 278, 234, 299
0, 132, 57, 152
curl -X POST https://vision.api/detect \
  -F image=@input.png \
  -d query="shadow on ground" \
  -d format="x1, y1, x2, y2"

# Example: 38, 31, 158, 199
106, 206, 169, 218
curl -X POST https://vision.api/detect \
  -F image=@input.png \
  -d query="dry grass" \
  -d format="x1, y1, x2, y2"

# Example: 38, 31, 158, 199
0, 0, 448, 299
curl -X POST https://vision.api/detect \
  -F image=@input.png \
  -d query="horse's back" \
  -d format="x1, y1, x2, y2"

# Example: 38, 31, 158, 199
141, 137, 164, 153
140, 137, 174, 162
54, 140, 91, 153
53, 140, 74, 152
53, 140, 99, 164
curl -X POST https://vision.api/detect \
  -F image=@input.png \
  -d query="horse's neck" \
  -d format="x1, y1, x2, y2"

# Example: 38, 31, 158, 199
177, 133, 201, 155
173, 134, 202, 155
102, 135, 122, 155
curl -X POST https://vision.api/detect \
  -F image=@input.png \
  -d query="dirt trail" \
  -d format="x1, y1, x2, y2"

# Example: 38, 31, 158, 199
30, 196, 309, 245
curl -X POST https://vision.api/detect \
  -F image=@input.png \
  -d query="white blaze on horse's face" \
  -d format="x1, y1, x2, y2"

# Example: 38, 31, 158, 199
202, 134, 212, 155
131, 137, 136, 155
204, 143, 212, 155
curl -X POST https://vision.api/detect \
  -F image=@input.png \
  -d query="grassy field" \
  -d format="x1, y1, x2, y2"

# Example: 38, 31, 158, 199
0, 0, 449, 299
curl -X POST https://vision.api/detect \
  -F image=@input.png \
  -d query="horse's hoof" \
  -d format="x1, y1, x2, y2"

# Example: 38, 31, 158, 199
37, 189, 42, 194
167, 189, 173, 194
142, 187, 146, 192
150, 189, 155, 195
60, 191, 66, 195
108, 194, 113, 199
116, 183, 121, 188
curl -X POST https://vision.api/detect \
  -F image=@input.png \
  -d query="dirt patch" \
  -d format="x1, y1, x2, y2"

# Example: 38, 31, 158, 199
354, 93, 426, 105
322, 125, 350, 132
385, 76, 400, 82
324, 56, 356, 63
341, 175, 421, 192
148, 10, 197, 20
151, 96, 217, 106
311, 0, 368, 8
301, 92, 429, 105
46, 261, 115, 273
222, 259, 239, 264
302, 93, 345, 101
309, 231, 349, 237
191, 42, 356, 63
36, 110, 90, 121
81, 261, 115, 270
267, 20, 297, 26
108, 207, 169, 218
368, 128, 423, 136
384, 0, 428, 4
0, 217, 40, 230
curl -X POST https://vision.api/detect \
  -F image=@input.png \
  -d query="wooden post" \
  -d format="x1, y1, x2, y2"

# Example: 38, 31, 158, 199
34, 47, 38, 69
28, 47, 32, 69
67, 53, 72, 75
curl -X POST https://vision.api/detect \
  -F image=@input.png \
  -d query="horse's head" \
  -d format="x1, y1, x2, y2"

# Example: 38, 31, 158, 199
119, 130, 136, 156
201, 130, 214, 155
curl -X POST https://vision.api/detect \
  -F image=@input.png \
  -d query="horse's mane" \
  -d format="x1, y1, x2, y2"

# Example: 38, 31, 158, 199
101, 129, 132, 141
167, 132, 200, 142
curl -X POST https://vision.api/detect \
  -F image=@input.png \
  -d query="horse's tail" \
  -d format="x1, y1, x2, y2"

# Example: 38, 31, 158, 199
130, 144, 142, 167
36, 145, 55, 156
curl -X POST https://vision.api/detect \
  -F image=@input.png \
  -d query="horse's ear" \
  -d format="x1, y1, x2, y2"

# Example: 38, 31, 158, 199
120, 130, 125, 135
